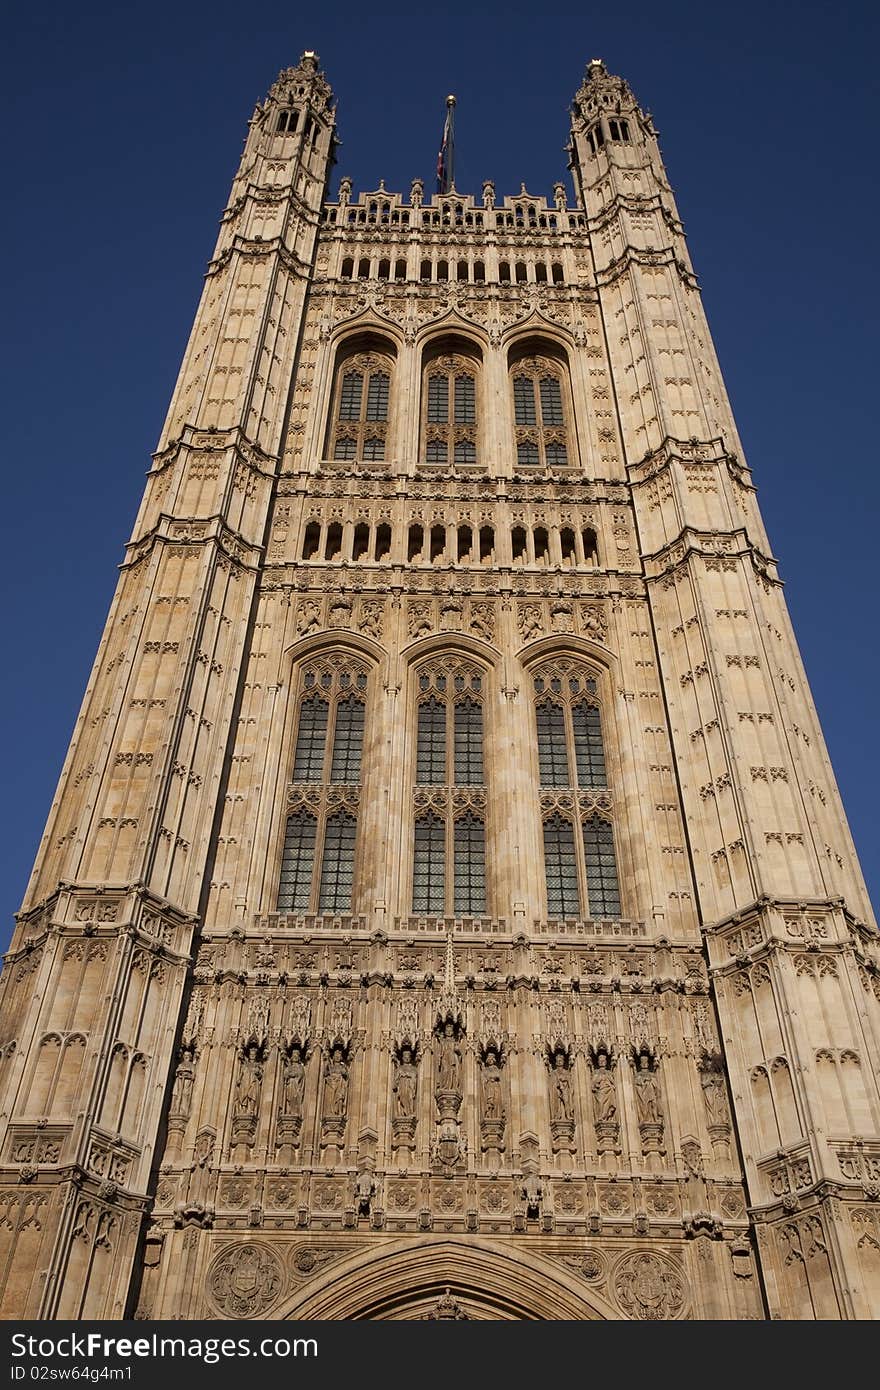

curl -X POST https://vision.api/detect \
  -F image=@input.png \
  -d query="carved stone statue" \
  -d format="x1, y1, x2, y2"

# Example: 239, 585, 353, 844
234, 1044, 263, 1117
436, 1022, 462, 1094
522, 1172, 542, 1217
323, 1047, 349, 1118
353, 1169, 375, 1215
188, 1129, 214, 1210
393, 1047, 418, 1119
701, 1065, 728, 1126
591, 1053, 617, 1123
280, 1046, 306, 1117
170, 1046, 195, 1117
481, 1050, 504, 1121
634, 1054, 662, 1126
549, 1052, 573, 1122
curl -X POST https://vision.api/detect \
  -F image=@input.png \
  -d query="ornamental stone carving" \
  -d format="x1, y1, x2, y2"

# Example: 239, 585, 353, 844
207, 1242, 285, 1318
613, 1251, 687, 1321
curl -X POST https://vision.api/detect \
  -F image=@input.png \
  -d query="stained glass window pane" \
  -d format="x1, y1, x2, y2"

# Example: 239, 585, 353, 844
517, 441, 539, 466
454, 813, 486, 915
417, 696, 446, 784
454, 374, 475, 423
277, 810, 317, 912
413, 813, 446, 914
572, 702, 607, 787
583, 816, 621, 917
330, 695, 364, 782
427, 374, 448, 423
292, 695, 329, 781
539, 376, 564, 425
513, 375, 536, 425
454, 697, 483, 784
543, 814, 579, 917
338, 371, 363, 421
318, 811, 357, 912
536, 702, 569, 786
365, 371, 389, 421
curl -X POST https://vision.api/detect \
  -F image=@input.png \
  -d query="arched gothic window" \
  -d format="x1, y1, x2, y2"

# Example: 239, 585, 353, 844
327, 349, 393, 461
510, 354, 571, 468
277, 655, 369, 915
422, 351, 480, 466
532, 659, 621, 919
412, 660, 487, 916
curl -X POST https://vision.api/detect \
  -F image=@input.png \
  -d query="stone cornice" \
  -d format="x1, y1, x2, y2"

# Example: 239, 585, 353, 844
594, 244, 698, 289
150, 425, 279, 480
640, 525, 778, 585
207, 234, 313, 279
123, 514, 263, 572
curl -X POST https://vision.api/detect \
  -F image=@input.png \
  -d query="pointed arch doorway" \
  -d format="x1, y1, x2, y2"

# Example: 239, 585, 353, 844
279, 1237, 619, 1320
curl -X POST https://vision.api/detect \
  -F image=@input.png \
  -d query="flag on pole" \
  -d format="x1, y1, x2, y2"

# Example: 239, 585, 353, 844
436, 95, 456, 194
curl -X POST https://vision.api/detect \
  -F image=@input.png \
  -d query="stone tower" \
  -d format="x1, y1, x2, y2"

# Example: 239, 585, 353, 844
1, 52, 878, 1321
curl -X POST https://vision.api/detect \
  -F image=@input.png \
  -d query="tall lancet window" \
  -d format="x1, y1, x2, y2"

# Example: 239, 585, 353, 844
510, 352, 572, 468
277, 655, 369, 915
532, 658, 621, 919
422, 347, 481, 465
412, 660, 487, 916
327, 347, 394, 461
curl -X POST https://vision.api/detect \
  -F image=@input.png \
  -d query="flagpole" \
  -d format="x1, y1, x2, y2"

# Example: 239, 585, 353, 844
445, 94, 456, 193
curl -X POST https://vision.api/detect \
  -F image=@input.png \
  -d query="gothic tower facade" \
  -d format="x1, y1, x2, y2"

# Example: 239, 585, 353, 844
1, 53, 878, 1321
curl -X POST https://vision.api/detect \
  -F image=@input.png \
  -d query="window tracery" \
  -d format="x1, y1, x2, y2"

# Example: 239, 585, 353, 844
531, 657, 621, 919
422, 352, 480, 466
511, 354, 571, 468
412, 658, 487, 916
327, 349, 393, 461
278, 654, 369, 915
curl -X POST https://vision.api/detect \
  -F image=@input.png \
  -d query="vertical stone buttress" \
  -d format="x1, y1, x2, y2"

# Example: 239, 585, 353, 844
569, 60, 880, 1317
0, 54, 336, 1317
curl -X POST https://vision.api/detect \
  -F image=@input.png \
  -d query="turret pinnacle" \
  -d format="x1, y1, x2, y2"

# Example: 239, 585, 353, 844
572, 57, 642, 123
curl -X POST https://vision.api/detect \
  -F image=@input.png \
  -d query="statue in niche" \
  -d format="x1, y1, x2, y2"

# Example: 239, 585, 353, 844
481, 1049, 504, 1120
549, 1051, 573, 1122
323, 1047, 349, 1118
188, 1130, 215, 1209
170, 1045, 195, 1117
700, 1064, 729, 1126
436, 1021, 462, 1094
234, 1044, 263, 1117
393, 1047, 418, 1119
634, 1054, 662, 1126
353, 1169, 375, 1215
280, 1045, 306, 1118
591, 1052, 617, 1123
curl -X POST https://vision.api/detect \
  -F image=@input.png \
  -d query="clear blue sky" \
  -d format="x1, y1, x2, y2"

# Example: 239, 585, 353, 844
2, 0, 878, 948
